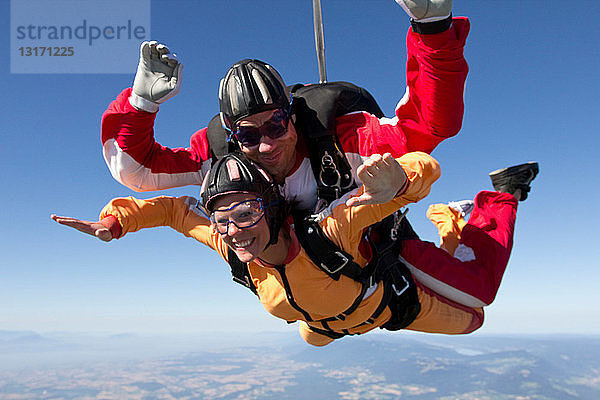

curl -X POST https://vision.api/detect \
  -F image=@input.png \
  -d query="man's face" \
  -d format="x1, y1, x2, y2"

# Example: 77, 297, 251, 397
235, 109, 298, 183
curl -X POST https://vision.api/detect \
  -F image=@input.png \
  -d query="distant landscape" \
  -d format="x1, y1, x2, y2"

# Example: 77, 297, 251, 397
1, 331, 599, 399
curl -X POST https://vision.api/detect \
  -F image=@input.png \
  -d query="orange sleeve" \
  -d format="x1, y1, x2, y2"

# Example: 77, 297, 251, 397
99, 195, 219, 250
322, 151, 440, 253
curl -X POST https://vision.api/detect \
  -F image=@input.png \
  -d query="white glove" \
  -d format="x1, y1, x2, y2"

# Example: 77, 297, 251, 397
395, 0, 452, 22
129, 41, 183, 113
345, 153, 407, 207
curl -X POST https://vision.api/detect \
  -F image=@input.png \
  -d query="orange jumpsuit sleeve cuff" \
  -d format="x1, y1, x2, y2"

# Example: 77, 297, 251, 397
99, 215, 122, 239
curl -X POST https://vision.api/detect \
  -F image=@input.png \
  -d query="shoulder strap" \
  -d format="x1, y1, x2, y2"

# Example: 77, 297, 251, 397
290, 81, 384, 139
293, 209, 419, 286
207, 114, 238, 161
227, 248, 258, 296
292, 211, 366, 283
291, 82, 384, 206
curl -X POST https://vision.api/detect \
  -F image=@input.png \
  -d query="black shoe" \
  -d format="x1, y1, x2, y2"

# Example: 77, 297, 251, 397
489, 162, 539, 201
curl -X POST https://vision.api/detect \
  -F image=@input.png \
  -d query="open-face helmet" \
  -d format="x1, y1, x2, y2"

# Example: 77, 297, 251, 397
200, 152, 285, 246
219, 59, 291, 132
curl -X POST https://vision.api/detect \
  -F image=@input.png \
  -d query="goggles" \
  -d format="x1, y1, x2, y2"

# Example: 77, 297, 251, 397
210, 198, 267, 234
232, 108, 291, 148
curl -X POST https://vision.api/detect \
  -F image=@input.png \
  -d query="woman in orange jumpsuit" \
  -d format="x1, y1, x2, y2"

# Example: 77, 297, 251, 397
52, 152, 537, 346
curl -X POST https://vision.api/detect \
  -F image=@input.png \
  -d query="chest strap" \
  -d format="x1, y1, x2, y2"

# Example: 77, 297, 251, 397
292, 211, 366, 283
227, 248, 257, 296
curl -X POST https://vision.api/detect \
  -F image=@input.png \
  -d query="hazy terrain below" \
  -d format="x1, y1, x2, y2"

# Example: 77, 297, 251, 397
1, 331, 599, 399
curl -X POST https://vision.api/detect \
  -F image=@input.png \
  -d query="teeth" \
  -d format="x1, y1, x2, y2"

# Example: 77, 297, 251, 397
233, 239, 253, 248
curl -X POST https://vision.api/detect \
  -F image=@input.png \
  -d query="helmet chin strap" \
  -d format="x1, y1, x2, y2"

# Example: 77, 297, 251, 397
263, 217, 287, 253
258, 227, 293, 268
263, 239, 275, 251
264, 221, 279, 249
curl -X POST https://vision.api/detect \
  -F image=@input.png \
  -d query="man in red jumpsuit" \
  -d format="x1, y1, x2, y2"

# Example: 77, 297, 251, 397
101, 0, 469, 211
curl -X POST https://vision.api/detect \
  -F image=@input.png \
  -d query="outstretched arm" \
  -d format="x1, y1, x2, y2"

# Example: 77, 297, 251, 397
394, 0, 467, 152
336, 1, 469, 161
51, 196, 218, 250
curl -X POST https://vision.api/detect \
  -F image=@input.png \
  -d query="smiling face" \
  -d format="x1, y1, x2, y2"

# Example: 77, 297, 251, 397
236, 110, 298, 183
211, 193, 271, 263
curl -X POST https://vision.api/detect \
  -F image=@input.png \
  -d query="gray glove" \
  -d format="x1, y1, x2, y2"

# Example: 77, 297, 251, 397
395, 0, 452, 22
130, 41, 183, 113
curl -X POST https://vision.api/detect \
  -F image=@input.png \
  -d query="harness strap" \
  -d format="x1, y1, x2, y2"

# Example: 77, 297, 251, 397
308, 279, 394, 339
291, 82, 384, 208
317, 282, 369, 323
311, 137, 356, 205
380, 263, 421, 331
292, 212, 366, 282
207, 114, 237, 160
293, 211, 421, 339
306, 326, 346, 340
227, 248, 258, 296
275, 265, 314, 322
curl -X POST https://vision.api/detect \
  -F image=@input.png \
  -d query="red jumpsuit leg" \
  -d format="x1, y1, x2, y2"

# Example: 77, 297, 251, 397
401, 191, 518, 306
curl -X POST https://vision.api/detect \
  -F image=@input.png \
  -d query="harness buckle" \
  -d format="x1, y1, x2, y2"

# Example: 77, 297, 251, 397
319, 151, 342, 189
390, 208, 409, 241
320, 251, 350, 274
391, 275, 410, 297
232, 275, 253, 290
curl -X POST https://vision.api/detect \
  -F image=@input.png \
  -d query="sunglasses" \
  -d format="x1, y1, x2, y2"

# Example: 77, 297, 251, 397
210, 199, 267, 234
232, 108, 291, 148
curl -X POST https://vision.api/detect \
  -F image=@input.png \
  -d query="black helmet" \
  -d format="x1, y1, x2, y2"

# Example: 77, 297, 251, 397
219, 59, 291, 131
200, 152, 285, 246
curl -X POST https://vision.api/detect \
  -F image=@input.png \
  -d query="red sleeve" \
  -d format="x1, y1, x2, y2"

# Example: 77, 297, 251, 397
336, 17, 470, 158
100, 88, 212, 191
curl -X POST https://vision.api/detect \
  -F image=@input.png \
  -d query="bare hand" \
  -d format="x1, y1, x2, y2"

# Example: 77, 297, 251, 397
346, 153, 407, 207
50, 214, 113, 242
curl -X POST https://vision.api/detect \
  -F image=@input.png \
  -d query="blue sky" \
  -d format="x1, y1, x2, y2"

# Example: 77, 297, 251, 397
1, 0, 599, 337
